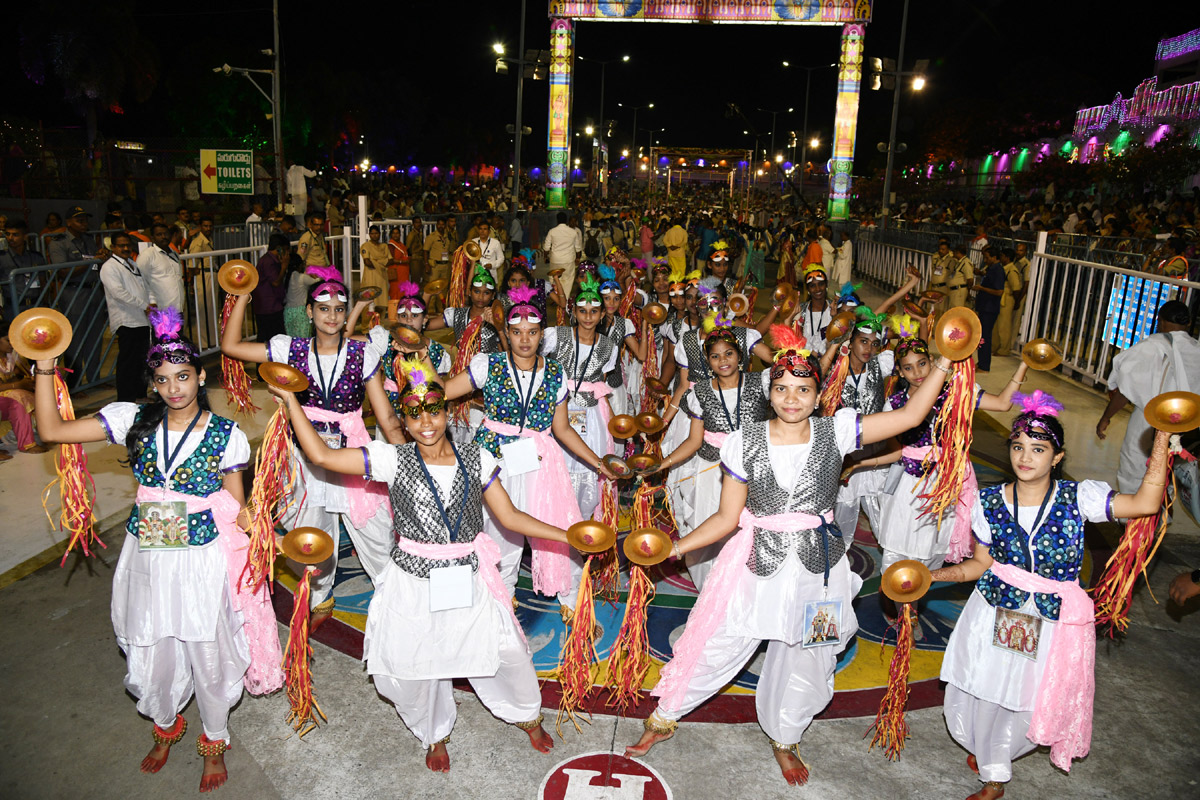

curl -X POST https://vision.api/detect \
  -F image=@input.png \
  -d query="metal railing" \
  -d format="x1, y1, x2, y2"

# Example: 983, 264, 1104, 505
856, 229, 1200, 389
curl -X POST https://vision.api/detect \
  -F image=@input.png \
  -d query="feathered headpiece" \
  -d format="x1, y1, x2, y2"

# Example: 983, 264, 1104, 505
575, 273, 602, 307
146, 306, 198, 368
701, 310, 739, 351
598, 264, 622, 295
709, 240, 731, 261
605, 246, 630, 269
668, 262, 688, 292
696, 276, 725, 309
470, 262, 496, 289
509, 252, 530, 270
837, 281, 863, 307
396, 358, 446, 418
889, 313, 929, 359
1010, 390, 1064, 447
394, 281, 425, 313
803, 262, 828, 283
304, 263, 347, 303
684, 269, 703, 287
853, 304, 888, 334
769, 324, 818, 381
651, 256, 671, 274
519, 247, 538, 266
305, 264, 341, 281
506, 284, 546, 325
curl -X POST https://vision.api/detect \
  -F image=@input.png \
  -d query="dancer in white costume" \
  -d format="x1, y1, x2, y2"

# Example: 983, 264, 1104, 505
626, 324, 954, 786
222, 274, 405, 630
38, 307, 282, 793
597, 263, 648, 417
269, 359, 564, 774
931, 391, 1169, 800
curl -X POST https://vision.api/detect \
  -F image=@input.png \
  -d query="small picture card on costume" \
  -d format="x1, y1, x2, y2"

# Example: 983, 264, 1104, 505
992, 607, 1042, 660
500, 437, 541, 476
429, 564, 473, 612
568, 409, 588, 436
802, 599, 843, 648
319, 432, 344, 450
136, 501, 189, 550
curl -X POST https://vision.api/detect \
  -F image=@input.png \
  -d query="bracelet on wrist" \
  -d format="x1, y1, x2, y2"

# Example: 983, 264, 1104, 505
35, 367, 56, 376
934, 362, 951, 374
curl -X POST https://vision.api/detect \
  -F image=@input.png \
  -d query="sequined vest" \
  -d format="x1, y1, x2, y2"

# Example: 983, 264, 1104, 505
890, 383, 983, 476
551, 326, 617, 408
975, 481, 1086, 621
680, 327, 753, 381
474, 354, 565, 457
690, 376, 770, 462
287, 337, 369, 412
602, 316, 631, 389
387, 442, 487, 578
840, 356, 886, 415
448, 306, 500, 354
741, 419, 846, 578
382, 339, 446, 415
125, 412, 236, 547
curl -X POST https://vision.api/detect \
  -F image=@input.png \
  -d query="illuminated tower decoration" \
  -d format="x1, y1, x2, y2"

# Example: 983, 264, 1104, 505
828, 23, 865, 221
546, 18, 574, 209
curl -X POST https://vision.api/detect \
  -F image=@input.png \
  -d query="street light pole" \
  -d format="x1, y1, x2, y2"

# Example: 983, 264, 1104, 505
800, 70, 812, 196
271, 0, 283, 209
881, 0, 910, 230
512, 0, 526, 210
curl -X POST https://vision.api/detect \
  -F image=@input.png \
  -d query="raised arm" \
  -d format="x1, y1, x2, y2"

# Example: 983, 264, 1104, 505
270, 385, 369, 475
978, 362, 1029, 411
675, 473, 748, 554
819, 339, 845, 375
1111, 428, 1172, 519
750, 338, 775, 365
365, 371, 406, 444
754, 304, 780, 335
483, 480, 567, 543
344, 297, 371, 335
859, 355, 952, 446
220, 293, 271, 363
623, 320, 648, 362
33, 360, 107, 444
872, 268, 921, 315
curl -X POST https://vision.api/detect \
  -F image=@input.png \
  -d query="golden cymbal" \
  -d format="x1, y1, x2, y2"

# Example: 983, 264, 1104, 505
392, 324, 427, 349
356, 286, 382, 302
217, 259, 259, 296
491, 300, 506, 323
608, 414, 639, 439
644, 376, 670, 397
635, 412, 665, 435
627, 453, 660, 474
772, 283, 796, 306
9, 307, 72, 361
280, 526, 335, 565
727, 293, 750, 316
258, 362, 310, 393
567, 520, 617, 553
934, 306, 982, 361
548, 267, 566, 279
464, 240, 482, 260
642, 302, 668, 325
1143, 390, 1200, 433
880, 559, 933, 603
1021, 338, 1064, 371
624, 526, 672, 566
826, 310, 857, 340
423, 279, 448, 296
602, 454, 632, 479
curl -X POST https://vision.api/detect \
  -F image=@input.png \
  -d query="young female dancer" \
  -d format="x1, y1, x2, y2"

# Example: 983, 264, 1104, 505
37, 308, 282, 792
598, 264, 648, 417
221, 276, 404, 629
931, 392, 1169, 800
267, 359, 564, 774
625, 326, 955, 785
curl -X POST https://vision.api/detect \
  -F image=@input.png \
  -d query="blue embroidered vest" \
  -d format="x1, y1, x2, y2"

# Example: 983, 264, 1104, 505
125, 412, 236, 547
474, 354, 565, 457
975, 481, 1085, 621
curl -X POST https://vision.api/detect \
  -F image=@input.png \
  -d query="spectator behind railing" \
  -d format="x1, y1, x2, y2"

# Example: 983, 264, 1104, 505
0, 219, 46, 322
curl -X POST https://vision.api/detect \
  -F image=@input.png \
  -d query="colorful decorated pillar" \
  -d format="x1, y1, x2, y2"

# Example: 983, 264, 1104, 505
828, 23, 865, 221
546, 17, 574, 209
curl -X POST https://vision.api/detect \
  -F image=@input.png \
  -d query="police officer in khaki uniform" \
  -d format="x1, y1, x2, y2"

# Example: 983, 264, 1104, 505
947, 242, 975, 310
929, 237, 955, 314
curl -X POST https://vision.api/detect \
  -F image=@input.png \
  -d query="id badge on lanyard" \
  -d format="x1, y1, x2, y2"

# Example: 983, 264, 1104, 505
991, 607, 1042, 660
429, 564, 474, 612
802, 596, 844, 649
500, 437, 540, 476
136, 500, 190, 550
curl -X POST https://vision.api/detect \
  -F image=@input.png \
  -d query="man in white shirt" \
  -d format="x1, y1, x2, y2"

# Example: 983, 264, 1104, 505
286, 161, 317, 214
1099, 301, 1200, 493
140, 223, 187, 321
818, 224, 836, 274
99, 232, 151, 401
473, 221, 505, 282
543, 211, 581, 297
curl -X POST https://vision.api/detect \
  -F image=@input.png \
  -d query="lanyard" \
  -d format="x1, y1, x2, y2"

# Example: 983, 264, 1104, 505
715, 373, 742, 430
114, 255, 140, 276
1012, 480, 1055, 571
847, 361, 865, 403
807, 304, 824, 340
161, 408, 204, 481
415, 443, 469, 543
508, 354, 541, 433
312, 334, 344, 409
572, 328, 597, 398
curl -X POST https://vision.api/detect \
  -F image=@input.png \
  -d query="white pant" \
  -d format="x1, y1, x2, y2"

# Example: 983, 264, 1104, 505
943, 684, 1037, 783
655, 626, 837, 745
282, 501, 393, 608
371, 619, 543, 747
122, 593, 248, 743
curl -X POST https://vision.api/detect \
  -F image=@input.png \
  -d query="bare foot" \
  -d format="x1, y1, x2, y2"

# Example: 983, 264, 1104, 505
624, 728, 674, 758
967, 754, 978, 774
309, 610, 333, 634
524, 724, 554, 753
425, 742, 450, 773
966, 783, 1004, 800
20, 444, 49, 454
773, 748, 810, 786
140, 742, 171, 774
199, 752, 227, 793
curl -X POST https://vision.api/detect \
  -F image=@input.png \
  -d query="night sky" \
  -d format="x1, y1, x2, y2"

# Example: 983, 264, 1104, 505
8, 1, 1185, 176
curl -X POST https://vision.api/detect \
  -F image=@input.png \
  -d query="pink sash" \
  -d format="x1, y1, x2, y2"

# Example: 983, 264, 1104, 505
652, 507, 830, 711
394, 533, 527, 647
987, 561, 1094, 772
303, 406, 390, 528
482, 419, 581, 597
576, 379, 616, 457
135, 485, 285, 696
702, 430, 728, 453
902, 444, 976, 563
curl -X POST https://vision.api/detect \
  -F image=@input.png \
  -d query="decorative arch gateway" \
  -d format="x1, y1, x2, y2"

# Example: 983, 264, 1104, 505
545, 1, 871, 220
